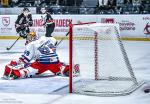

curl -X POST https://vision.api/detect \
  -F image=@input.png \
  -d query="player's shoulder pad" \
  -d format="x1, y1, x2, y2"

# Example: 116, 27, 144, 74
18, 13, 24, 17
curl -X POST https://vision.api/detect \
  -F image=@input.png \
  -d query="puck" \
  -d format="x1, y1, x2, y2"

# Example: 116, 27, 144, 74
144, 89, 150, 93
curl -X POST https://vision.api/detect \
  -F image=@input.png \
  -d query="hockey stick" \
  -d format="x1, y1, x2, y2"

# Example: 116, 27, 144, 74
56, 31, 69, 47
6, 36, 20, 50
6, 23, 30, 51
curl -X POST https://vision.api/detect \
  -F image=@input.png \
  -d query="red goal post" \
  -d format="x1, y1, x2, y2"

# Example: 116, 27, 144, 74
69, 22, 96, 93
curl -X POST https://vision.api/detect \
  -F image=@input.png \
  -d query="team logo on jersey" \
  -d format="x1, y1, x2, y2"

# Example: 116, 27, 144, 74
24, 50, 30, 56
2, 17, 10, 27
144, 22, 150, 35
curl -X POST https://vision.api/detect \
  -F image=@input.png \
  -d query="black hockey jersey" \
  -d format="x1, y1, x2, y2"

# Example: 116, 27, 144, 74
15, 13, 33, 26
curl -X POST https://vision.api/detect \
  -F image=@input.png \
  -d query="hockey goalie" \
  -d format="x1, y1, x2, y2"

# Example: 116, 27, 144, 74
3, 32, 80, 80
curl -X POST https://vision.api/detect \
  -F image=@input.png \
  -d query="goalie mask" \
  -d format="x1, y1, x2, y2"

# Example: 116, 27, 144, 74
25, 31, 38, 45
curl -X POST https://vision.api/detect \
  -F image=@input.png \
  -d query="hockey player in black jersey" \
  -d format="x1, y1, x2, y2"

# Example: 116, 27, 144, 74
15, 7, 33, 39
40, 7, 55, 37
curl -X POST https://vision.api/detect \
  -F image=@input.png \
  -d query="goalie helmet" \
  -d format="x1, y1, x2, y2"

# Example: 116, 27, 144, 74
25, 31, 38, 45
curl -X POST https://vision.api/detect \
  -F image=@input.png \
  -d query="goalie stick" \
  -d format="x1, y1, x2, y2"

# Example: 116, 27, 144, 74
6, 36, 21, 50
55, 20, 72, 47
56, 31, 69, 47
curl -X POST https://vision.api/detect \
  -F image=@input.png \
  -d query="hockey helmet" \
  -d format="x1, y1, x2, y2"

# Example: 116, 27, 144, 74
25, 31, 38, 45
23, 7, 30, 12
23, 7, 30, 16
40, 6, 47, 14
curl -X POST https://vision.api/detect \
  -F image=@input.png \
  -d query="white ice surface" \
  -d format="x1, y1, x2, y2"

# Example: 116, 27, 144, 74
0, 39, 150, 104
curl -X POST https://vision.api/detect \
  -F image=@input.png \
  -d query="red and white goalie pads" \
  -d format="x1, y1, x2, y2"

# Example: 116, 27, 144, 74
3, 60, 38, 80
60, 63, 80, 77
3, 60, 80, 80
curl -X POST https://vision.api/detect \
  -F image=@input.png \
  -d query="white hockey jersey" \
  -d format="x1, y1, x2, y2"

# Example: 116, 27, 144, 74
20, 36, 59, 64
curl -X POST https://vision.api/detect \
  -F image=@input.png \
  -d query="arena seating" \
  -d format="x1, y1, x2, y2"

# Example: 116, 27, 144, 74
0, 0, 149, 14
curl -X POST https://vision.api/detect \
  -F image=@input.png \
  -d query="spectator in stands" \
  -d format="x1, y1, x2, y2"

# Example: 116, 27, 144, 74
67, 0, 75, 6
97, 0, 108, 14
98, 0, 108, 6
107, 0, 116, 12
40, 0, 47, 6
34, 0, 41, 7
54, 0, 65, 6
116, 0, 124, 6
0, 0, 1, 7
108, 0, 116, 6
97, 0, 116, 14
1, 0, 9, 7
139, 1, 145, 14
17, 0, 26, 7
10, 0, 19, 7
75, 0, 81, 6
124, 0, 132, 5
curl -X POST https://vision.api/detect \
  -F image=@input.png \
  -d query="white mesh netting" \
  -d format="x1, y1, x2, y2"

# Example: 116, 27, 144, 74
71, 23, 144, 96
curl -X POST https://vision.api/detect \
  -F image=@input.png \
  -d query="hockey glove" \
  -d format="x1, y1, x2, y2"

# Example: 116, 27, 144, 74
19, 30, 28, 38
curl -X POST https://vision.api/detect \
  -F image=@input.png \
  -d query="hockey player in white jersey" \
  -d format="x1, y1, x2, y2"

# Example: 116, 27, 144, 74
3, 32, 80, 80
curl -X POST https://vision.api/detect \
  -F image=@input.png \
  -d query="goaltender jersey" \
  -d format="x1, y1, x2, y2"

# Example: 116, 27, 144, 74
21, 36, 59, 65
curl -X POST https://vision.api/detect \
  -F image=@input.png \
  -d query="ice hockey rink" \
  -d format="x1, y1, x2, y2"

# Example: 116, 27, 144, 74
0, 39, 150, 104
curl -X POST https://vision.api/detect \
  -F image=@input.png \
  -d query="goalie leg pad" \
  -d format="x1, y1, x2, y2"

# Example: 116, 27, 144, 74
3, 65, 21, 79
60, 64, 80, 77
18, 67, 38, 78
73, 64, 80, 77
4, 65, 12, 76
61, 65, 69, 77
9, 60, 17, 66
4, 64, 38, 79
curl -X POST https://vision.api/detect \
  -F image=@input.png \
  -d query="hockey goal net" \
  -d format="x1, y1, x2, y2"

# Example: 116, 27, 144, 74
69, 22, 144, 96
